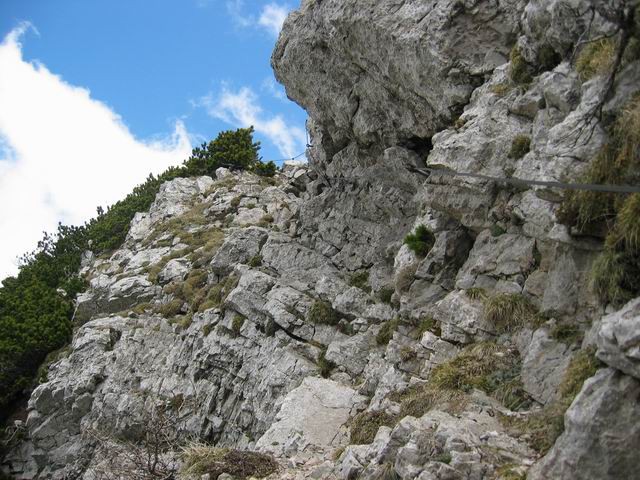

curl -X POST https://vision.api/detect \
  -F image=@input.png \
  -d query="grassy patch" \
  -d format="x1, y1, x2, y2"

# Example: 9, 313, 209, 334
308, 300, 340, 326
349, 270, 371, 293
377, 286, 394, 304
576, 38, 616, 81
154, 298, 184, 318
412, 316, 441, 338
550, 323, 582, 345
180, 444, 278, 479
318, 348, 336, 378
395, 385, 468, 419
465, 287, 487, 301
509, 46, 532, 84
483, 293, 539, 334
248, 255, 262, 267
490, 83, 511, 97
508, 135, 531, 159
350, 410, 397, 445
231, 314, 246, 337
500, 347, 601, 454
376, 318, 399, 346
404, 225, 435, 257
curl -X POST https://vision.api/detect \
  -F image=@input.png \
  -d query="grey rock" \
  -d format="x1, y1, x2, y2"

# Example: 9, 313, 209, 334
529, 368, 640, 480
597, 298, 640, 380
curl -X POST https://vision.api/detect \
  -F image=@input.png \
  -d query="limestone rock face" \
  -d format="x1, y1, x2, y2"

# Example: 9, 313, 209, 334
4, 0, 640, 479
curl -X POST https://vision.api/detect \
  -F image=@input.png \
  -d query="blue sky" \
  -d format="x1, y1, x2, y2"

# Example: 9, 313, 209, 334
0, 0, 307, 279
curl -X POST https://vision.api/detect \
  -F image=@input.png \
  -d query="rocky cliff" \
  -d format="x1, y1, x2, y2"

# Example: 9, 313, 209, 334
3, 0, 640, 479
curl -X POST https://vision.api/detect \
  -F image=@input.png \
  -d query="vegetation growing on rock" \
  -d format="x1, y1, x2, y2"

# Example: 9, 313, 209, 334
404, 225, 435, 257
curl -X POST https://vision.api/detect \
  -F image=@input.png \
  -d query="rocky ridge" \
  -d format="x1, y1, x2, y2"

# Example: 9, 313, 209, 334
3, 0, 640, 479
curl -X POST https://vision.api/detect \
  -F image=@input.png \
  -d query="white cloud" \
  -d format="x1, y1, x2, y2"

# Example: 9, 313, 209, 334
258, 3, 289, 37
0, 24, 192, 279
225, 1, 291, 37
261, 76, 287, 101
199, 85, 305, 160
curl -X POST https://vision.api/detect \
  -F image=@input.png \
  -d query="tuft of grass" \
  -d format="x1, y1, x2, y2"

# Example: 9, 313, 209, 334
509, 46, 532, 84
376, 463, 400, 480
508, 135, 531, 159
465, 287, 487, 301
558, 347, 601, 401
500, 347, 601, 454
206, 274, 240, 309
377, 286, 395, 304
591, 249, 640, 307
258, 214, 274, 227
483, 293, 539, 334
550, 323, 583, 345
154, 298, 184, 318
395, 385, 468, 419
308, 300, 340, 326
395, 264, 417, 292
490, 83, 511, 97
576, 38, 616, 81
231, 314, 246, 337
180, 444, 278, 479
399, 346, 417, 362
376, 318, 399, 346
404, 225, 435, 257
348, 270, 371, 293
350, 410, 397, 445
248, 255, 262, 268
412, 316, 441, 338
318, 348, 336, 378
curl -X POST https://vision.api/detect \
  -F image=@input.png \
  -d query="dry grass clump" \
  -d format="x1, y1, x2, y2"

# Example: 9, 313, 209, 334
576, 38, 616, 81
349, 410, 397, 445
483, 293, 539, 333
509, 46, 532, 84
154, 298, 184, 318
180, 444, 278, 479
396, 385, 468, 419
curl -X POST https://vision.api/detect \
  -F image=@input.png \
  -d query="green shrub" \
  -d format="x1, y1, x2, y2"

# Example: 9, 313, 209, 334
252, 160, 277, 177
184, 127, 261, 175
404, 225, 435, 257
508, 135, 531, 159
483, 293, 539, 333
509, 46, 532, 84
180, 444, 278, 478
308, 300, 340, 326
350, 410, 397, 444
376, 319, 399, 346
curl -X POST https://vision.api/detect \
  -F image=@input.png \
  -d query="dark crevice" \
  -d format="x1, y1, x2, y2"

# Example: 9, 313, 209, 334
400, 136, 433, 160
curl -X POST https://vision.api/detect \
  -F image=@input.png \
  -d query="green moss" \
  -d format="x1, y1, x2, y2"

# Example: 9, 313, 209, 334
308, 300, 340, 326
350, 410, 397, 444
483, 293, 539, 334
491, 224, 507, 237
576, 38, 616, 81
404, 225, 435, 257
509, 46, 532, 84
376, 318, 399, 346
508, 135, 531, 159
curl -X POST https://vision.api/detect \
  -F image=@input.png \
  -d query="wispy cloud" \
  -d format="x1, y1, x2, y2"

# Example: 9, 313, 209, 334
225, 1, 291, 37
0, 24, 192, 279
199, 85, 305, 160
261, 76, 287, 101
258, 3, 289, 37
